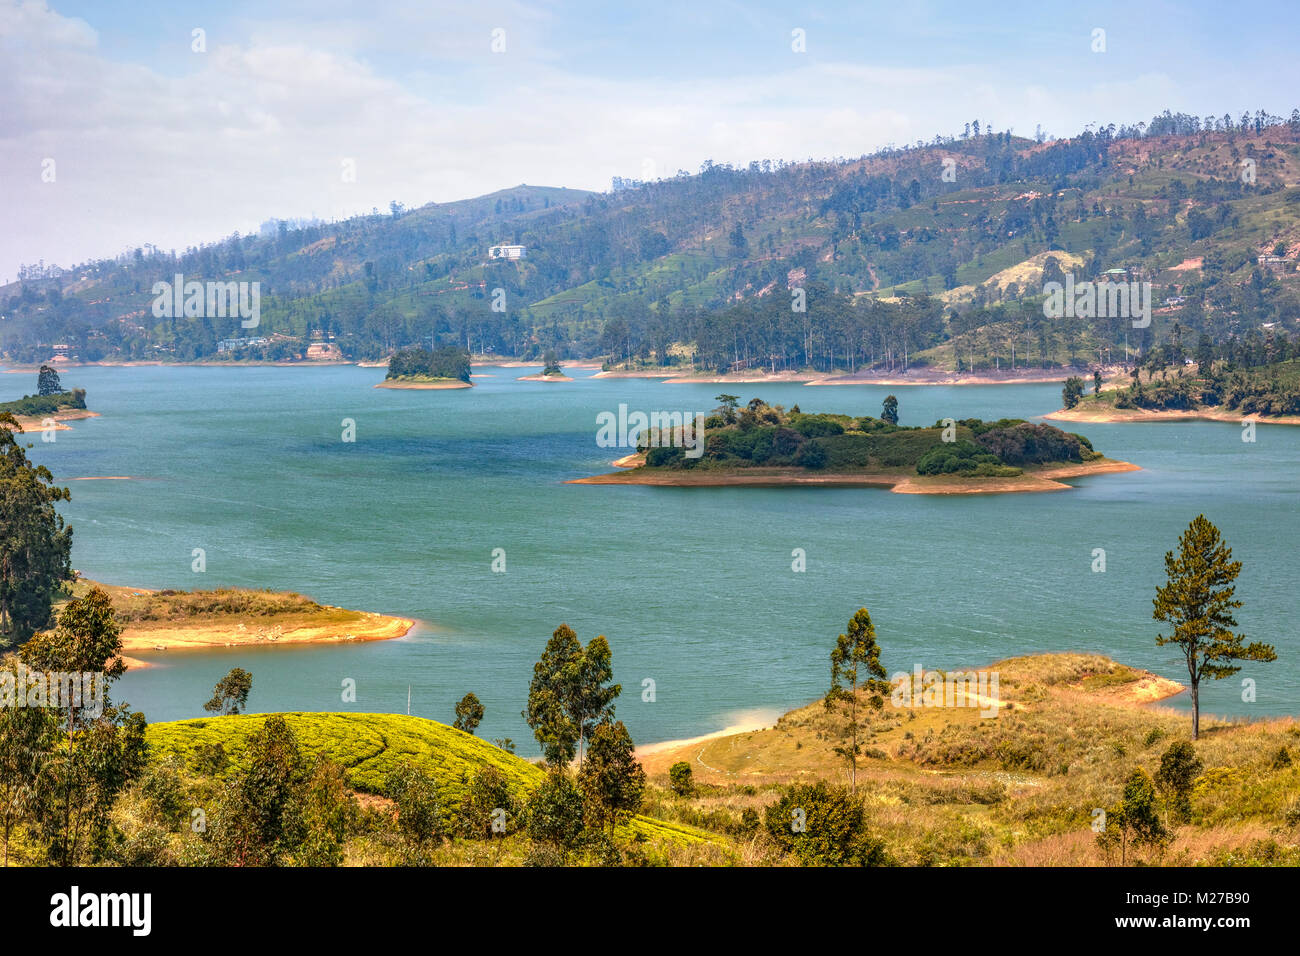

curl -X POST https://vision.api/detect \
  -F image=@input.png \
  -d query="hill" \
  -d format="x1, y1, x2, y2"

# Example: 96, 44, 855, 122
6, 109, 1300, 374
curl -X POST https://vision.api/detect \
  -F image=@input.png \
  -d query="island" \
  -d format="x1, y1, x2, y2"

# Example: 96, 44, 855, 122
571, 395, 1137, 494
1047, 359, 1300, 425
374, 344, 473, 389
63, 580, 415, 670
0, 365, 96, 432
518, 350, 573, 381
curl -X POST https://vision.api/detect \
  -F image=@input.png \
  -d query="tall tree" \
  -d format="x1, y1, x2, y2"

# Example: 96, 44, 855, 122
0, 413, 73, 643
577, 718, 645, 837
19, 587, 142, 864
36, 366, 62, 396
522, 625, 619, 769
1153, 515, 1276, 739
881, 394, 899, 424
204, 667, 253, 715
825, 608, 891, 792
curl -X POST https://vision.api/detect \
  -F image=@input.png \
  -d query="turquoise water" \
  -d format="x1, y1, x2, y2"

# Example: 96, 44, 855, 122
10, 364, 1298, 750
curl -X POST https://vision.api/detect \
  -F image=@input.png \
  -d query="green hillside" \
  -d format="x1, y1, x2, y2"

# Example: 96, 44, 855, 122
7, 109, 1300, 372
146, 712, 721, 849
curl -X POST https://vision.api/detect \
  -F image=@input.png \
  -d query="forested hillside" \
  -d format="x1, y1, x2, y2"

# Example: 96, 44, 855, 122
6, 108, 1300, 373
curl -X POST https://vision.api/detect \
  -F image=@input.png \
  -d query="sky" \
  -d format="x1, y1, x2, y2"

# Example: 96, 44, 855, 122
4, 0, 1300, 281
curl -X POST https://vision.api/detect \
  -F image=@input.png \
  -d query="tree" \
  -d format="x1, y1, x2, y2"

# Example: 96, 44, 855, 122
881, 394, 899, 425
0, 659, 57, 866
523, 770, 586, 863
825, 608, 891, 792
763, 781, 890, 866
668, 761, 694, 797
1154, 741, 1203, 825
1062, 376, 1085, 409
453, 692, 484, 734
543, 350, 562, 376
1093, 369, 1103, 394
1096, 768, 1169, 864
572, 635, 620, 764
715, 394, 740, 424
1153, 515, 1276, 739
458, 766, 520, 840
577, 719, 645, 836
523, 625, 583, 768
37, 366, 62, 396
0, 413, 73, 644
204, 667, 252, 715
295, 756, 358, 866
384, 761, 442, 864
208, 715, 306, 866
522, 625, 620, 769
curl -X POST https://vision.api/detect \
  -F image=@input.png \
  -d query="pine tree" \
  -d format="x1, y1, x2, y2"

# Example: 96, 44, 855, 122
825, 608, 891, 792
1153, 515, 1276, 739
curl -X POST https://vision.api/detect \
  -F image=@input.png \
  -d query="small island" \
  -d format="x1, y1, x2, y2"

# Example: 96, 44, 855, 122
518, 349, 573, 381
1047, 359, 1300, 425
375, 344, 473, 389
572, 395, 1137, 494
0, 365, 96, 432
63, 580, 415, 670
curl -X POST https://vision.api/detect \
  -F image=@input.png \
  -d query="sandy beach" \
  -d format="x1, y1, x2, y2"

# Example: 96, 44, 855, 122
1045, 404, 1300, 426
373, 379, 472, 389
570, 457, 1139, 494
517, 373, 574, 382
7, 409, 100, 432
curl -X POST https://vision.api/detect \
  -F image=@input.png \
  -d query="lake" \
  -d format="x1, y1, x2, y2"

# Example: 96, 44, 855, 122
12, 363, 1298, 750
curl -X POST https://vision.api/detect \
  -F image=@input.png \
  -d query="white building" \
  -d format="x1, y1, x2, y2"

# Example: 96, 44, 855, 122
488, 244, 527, 260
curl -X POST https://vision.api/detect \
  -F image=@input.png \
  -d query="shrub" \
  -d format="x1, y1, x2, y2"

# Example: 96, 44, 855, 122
668, 762, 694, 797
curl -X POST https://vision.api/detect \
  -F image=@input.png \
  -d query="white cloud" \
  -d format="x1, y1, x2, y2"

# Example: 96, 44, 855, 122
0, 1, 1261, 280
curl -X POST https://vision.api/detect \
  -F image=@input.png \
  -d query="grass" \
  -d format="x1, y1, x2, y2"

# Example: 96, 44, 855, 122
637, 653, 1300, 866
145, 711, 724, 850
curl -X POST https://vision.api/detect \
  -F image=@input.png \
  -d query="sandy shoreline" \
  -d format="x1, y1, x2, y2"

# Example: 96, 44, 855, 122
1045, 404, 1300, 426
570, 458, 1139, 495
7, 409, 100, 432
374, 379, 472, 390
593, 366, 1110, 386
518, 373, 574, 382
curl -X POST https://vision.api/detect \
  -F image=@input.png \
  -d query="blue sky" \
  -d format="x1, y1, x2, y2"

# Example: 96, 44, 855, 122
5, 0, 1300, 278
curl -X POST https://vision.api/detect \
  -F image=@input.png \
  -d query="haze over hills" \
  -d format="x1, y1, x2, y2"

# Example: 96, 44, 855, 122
6, 109, 1300, 372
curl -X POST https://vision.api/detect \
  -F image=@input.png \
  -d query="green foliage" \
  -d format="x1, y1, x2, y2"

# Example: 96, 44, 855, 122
0, 389, 85, 418
763, 781, 890, 866
668, 761, 694, 797
1096, 768, 1170, 864
881, 394, 899, 425
522, 624, 620, 769
385, 345, 472, 382
523, 770, 586, 859
203, 667, 253, 715
1153, 515, 1276, 738
0, 413, 73, 644
385, 761, 443, 863
825, 608, 892, 791
577, 719, 646, 834
1154, 741, 1203, 824
453, 692, 484, 734
37, 366, 62, 396
1062, 376, 1085, 409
